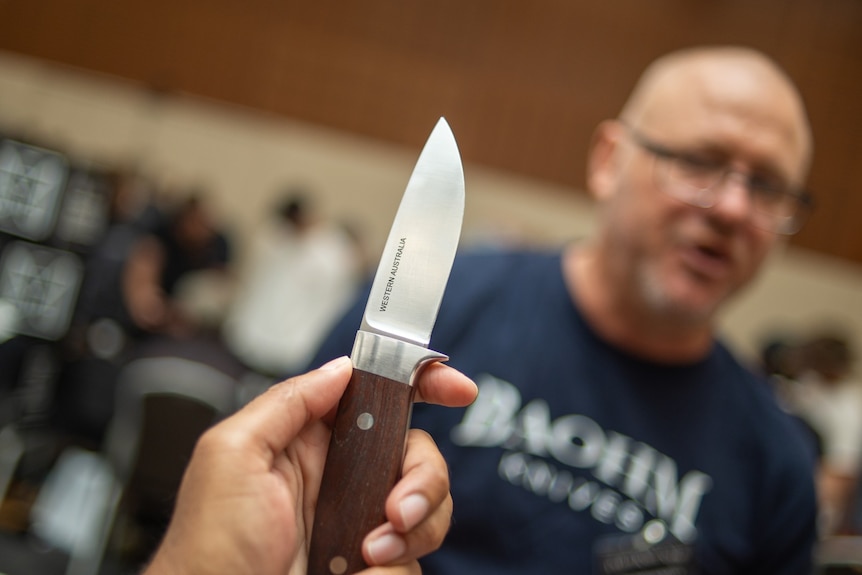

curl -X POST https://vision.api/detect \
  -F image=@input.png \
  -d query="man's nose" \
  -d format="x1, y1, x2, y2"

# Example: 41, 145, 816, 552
710, 170, 755, 223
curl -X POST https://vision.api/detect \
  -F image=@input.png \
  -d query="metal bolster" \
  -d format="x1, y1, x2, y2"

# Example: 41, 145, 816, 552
351, 330, 447, 386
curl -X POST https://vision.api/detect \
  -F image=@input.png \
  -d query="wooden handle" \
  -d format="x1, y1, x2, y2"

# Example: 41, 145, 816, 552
308, 368, 415, 575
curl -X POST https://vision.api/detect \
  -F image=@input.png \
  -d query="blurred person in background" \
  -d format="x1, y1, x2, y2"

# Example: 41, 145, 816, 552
123, 191, 232, 339
312, 46, 819, 573
53, 169, 167, 443
223, 188, 363, 378
777, 331, 862, 535
71, 169, 165, 346
61, 185, 238, 442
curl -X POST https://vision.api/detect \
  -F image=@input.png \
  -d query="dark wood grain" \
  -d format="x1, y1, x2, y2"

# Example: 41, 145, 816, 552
308, 368, 415, 575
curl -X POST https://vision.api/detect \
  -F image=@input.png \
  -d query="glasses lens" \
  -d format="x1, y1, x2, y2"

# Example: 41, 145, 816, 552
657, 158, 808, 234
755, 192, 793, 218
658, 157, 722, 208
629, 125, 810, 235
770, 194, 811, 234
749, 182, 812, 233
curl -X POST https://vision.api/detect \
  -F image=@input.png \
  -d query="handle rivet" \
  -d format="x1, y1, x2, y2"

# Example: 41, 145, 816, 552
329, 556, 348, 574
357, 412, 374, 430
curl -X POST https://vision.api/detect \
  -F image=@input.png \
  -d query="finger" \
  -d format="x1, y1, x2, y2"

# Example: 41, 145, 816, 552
212, 356, 353, 455
362, 493, 453, 567
413, 362, 477, 407
363, 430, 452, 565
386, 430, 450, 533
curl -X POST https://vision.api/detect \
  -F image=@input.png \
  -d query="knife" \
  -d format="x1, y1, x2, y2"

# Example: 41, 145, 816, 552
307, 117, 464, 575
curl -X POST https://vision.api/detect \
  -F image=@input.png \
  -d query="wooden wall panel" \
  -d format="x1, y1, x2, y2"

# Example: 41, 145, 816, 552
1, 0, 860, 263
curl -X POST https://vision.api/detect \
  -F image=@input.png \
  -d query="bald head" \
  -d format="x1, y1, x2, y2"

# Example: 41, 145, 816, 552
620, 46, 813, 182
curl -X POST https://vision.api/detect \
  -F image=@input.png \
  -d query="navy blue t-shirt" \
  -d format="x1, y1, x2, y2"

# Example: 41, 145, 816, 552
311, 249, 817, 574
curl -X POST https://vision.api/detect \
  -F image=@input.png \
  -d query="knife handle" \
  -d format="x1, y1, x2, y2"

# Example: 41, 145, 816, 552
308, 368, 416, 575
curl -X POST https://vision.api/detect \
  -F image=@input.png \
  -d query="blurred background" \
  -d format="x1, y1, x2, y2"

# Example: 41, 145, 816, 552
0, 0, 860, 573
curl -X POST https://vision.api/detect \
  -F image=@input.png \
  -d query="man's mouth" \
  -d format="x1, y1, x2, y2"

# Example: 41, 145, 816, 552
681, 241, 733, 281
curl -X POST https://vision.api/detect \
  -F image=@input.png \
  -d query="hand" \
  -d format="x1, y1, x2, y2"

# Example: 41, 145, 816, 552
142, 356, 477, 575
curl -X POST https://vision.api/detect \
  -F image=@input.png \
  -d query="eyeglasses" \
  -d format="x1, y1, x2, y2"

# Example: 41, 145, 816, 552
623, 124, 813, 235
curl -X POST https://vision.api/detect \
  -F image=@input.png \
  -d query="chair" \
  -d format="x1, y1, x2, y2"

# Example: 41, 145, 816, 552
32, 354, 238, 575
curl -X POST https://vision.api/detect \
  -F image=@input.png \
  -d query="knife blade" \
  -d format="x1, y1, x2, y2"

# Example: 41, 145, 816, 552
307, 117, 464, 575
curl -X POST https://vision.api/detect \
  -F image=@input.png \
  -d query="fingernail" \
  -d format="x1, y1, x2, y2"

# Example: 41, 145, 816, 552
319, 356, 350, 371
366, 533, 406, 564
399, 494, 429, 531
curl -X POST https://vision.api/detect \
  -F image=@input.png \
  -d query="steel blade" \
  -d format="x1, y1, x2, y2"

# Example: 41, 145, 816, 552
360, 117, 464, 347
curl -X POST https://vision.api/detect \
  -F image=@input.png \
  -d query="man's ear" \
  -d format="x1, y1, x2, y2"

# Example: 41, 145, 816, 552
586, 120, 624, 201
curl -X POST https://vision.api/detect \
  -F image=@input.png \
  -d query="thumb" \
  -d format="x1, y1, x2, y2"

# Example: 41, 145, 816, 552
220, 356, 353, 453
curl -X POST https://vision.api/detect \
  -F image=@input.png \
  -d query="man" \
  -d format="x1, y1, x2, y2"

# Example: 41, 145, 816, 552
142, 356, 478, 575
312, 46, 819, 573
